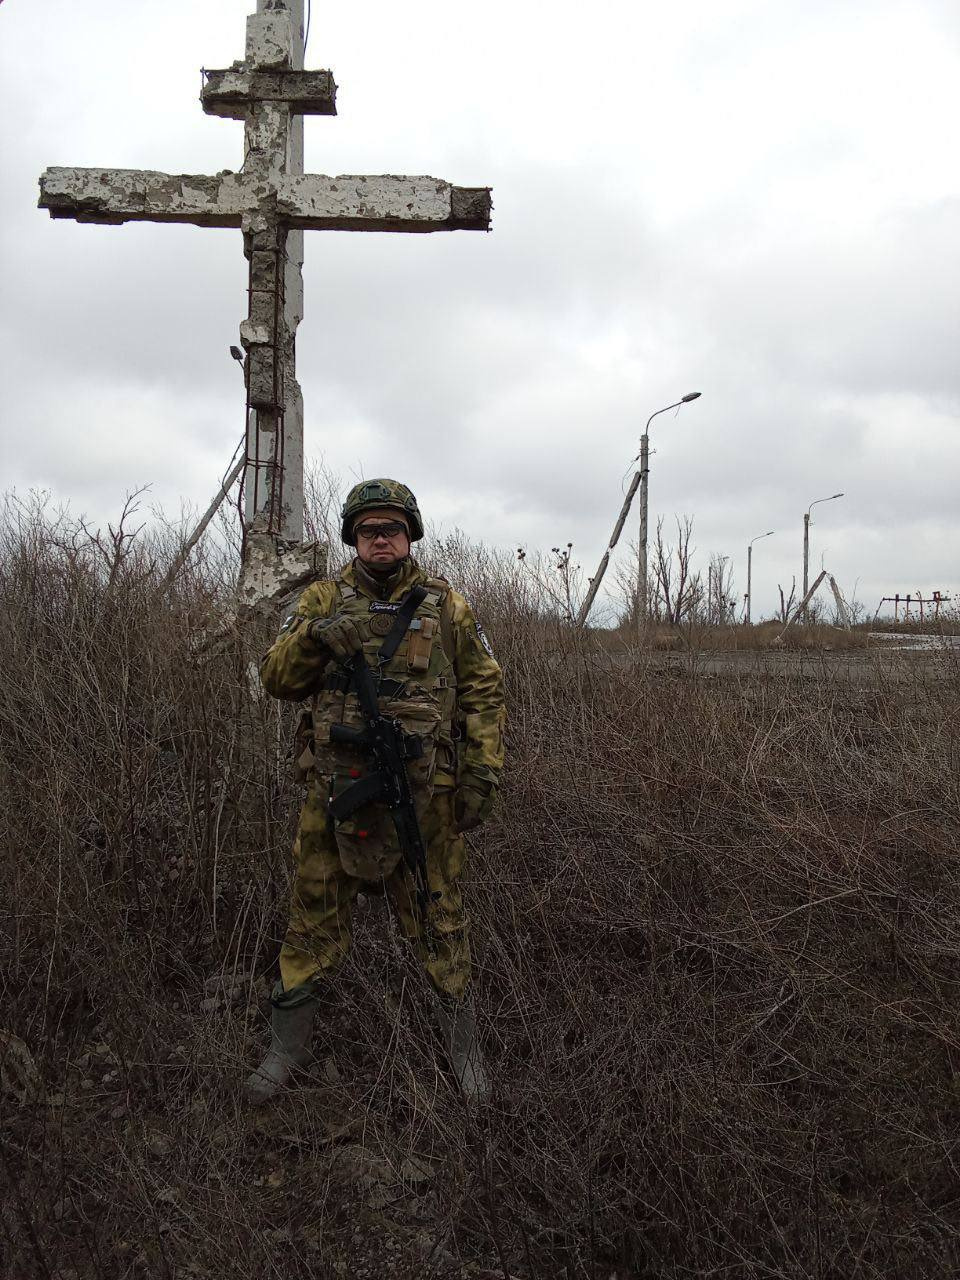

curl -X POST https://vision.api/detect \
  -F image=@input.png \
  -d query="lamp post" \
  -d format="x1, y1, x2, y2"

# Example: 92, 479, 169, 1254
746, 531, 774, 624
575, 391, 702, 629
803, 492, 843, 611
636, 392, 701, 628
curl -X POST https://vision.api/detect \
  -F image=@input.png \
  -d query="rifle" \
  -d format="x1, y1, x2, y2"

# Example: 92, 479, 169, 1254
327, 650, 436, 932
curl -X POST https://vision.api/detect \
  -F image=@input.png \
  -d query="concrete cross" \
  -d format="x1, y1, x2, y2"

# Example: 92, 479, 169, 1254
38, 0, 490, 601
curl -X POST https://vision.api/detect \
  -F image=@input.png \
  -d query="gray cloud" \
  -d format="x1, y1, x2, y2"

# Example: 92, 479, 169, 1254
2, 0, 958, 620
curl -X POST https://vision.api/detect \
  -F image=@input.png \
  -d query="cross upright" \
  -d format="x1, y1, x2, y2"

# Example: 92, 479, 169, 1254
39, 0, 490, 597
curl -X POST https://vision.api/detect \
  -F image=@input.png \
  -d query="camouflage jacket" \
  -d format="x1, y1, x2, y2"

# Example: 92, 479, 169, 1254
259, 557, 505, 790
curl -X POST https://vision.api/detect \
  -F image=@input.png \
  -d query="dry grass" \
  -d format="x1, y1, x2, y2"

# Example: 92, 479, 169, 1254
589, 621, 876, 653
2, 495, 960, 1278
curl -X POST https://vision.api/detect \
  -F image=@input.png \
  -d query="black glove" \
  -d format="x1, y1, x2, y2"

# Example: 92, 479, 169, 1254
308, 615, 364, 662
455, 778, 496, 833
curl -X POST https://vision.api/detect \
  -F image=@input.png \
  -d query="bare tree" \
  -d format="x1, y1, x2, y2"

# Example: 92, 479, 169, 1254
303, 457, 348, 575
73, 486, 153, 591
653, 516, 701, 624
777, 577, 797, 623
515, 541, 583, 623
706, 553, 736, 626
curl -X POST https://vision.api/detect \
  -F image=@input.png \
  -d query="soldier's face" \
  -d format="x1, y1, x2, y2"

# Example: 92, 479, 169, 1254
354, 508, 411, 568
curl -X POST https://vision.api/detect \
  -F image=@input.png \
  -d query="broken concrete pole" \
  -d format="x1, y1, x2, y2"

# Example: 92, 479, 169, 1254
238, 527, 324, 614
246, 9, 296, 69
242, 223, 283, 410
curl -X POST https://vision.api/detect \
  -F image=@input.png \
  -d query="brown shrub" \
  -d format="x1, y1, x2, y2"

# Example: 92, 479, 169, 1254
2, 495, 960, 1278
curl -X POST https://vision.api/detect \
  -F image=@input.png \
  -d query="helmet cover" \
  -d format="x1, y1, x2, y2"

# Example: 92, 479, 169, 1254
340, 478, 424, 545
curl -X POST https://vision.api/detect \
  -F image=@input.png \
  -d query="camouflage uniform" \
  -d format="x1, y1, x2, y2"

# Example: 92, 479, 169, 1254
260, 555, 505, 999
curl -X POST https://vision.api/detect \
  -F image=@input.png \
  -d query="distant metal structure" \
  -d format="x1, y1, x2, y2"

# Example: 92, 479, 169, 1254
873, 591, 950, 624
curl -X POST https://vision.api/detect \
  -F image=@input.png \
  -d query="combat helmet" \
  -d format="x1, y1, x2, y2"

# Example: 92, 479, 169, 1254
340, 478, 424, 545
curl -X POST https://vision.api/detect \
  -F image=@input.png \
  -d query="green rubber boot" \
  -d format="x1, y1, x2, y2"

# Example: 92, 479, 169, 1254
434, 994, 491, 1102
244, 981, 319, 1105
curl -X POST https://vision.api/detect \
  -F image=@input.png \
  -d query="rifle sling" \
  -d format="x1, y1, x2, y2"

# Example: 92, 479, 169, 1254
329, 584, 429, 825
376, 585, 428, 664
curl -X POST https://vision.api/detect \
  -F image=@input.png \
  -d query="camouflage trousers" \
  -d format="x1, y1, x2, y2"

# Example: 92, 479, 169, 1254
279, 785, 472, 999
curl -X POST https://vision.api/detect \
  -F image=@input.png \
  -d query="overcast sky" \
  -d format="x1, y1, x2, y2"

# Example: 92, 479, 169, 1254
2, 0, 958, 620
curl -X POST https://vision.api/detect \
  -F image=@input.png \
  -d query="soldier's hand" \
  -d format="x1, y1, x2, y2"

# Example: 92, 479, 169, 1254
455, 780, 496, 833
308, 615, 364, 661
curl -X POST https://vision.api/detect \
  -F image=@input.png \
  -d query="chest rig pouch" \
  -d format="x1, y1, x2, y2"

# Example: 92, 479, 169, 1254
310, 576, 456, 879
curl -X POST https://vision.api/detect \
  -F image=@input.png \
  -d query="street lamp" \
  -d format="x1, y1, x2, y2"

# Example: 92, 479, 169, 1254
636, 392, 701, 628
575, 391, 702, 629
803, 492, 843, 606
746, 531, 774, 625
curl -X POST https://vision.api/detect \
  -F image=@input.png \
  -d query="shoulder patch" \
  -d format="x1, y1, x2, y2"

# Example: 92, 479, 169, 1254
279, 612, 304, 635
475, 621, 495, 658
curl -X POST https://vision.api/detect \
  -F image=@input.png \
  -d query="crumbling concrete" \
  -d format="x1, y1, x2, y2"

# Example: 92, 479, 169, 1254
40, 169, 492, 232
245, 7, 296, 69
37, 0, 491, 602
237, 526, 324, 616
201, 68, 337, 118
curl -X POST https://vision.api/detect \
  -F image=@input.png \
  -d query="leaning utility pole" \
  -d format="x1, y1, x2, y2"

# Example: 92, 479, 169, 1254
776, 568, 852, 640
577, 392, 701, 629
575, 471, 641, 627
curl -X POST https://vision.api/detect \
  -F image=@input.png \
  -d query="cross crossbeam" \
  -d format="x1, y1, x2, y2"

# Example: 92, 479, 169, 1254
36, 0, 491, 599
201, 68, 337, 118
40, 168, 492, 233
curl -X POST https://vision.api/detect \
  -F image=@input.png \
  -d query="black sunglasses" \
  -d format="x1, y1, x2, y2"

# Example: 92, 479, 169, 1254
355, 520, 408, 541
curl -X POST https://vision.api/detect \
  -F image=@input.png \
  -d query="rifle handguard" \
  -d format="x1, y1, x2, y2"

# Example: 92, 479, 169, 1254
328, 771, 387, 821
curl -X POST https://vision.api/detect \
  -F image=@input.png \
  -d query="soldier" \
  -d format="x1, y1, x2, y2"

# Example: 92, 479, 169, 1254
246, 479, 505, 1104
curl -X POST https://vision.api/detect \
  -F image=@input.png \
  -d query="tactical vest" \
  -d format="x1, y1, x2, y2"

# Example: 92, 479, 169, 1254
305, 573, 457, 879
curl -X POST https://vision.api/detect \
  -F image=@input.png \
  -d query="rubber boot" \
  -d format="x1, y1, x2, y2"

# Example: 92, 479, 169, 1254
244, 981, 319, 1105
434, 994, 491, 1102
